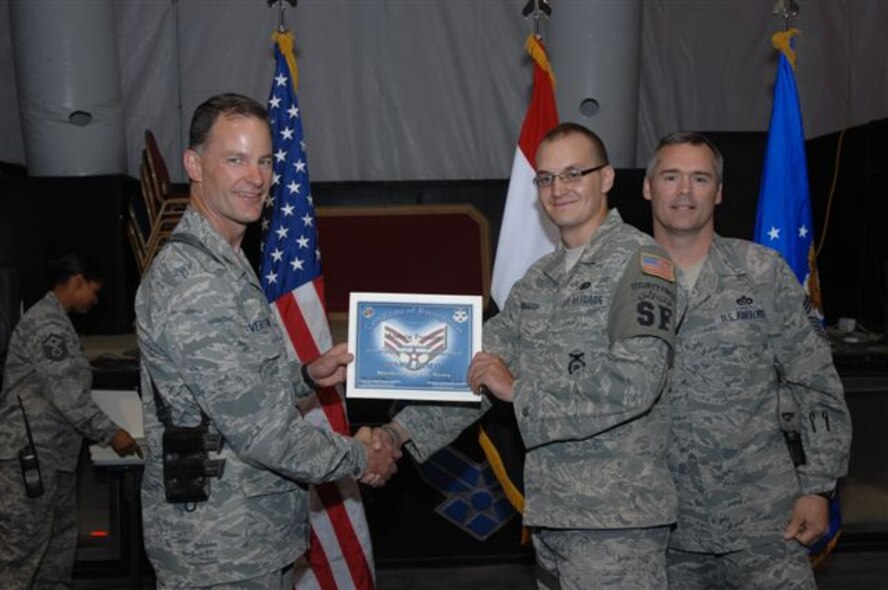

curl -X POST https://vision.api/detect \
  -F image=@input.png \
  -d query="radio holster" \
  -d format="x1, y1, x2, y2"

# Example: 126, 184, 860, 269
16, 395, 44, 498
151, 377, 225, 505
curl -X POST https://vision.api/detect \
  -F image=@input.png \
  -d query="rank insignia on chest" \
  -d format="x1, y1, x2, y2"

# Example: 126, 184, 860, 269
640, 253, 675, 283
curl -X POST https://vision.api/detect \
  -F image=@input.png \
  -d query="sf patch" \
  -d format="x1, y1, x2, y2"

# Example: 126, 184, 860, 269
608, 246, 677, 346
42, 333, 69, 361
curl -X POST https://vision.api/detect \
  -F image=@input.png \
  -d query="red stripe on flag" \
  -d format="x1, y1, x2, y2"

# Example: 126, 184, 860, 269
316, 483, 375, 589
516, 38, 558, 166
306, 528, 337, 590
315, 386, 348, 434
275, 295, 321, 361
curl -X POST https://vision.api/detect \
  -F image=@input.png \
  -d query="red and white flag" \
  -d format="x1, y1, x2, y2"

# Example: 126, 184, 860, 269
260, 31, 375, 590
490, 35, 560, 308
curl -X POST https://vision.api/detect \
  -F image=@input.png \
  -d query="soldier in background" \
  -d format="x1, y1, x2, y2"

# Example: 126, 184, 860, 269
0, 254, 141, 589
643, 131, 851, 589
378, 122, 679, 589
136, 93, 399, 588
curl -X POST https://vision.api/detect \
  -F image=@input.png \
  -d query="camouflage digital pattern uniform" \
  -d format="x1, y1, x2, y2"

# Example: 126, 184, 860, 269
666, 236, 851, 589
136, 208, 368, 587
0, 291, 121, 589
396, 210, 678, 588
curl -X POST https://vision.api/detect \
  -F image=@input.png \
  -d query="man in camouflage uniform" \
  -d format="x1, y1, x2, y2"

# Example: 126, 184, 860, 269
379, 123, 679, 589
0, 255, 140, 589
643, 131, 852, 589
136, 93, 398, 589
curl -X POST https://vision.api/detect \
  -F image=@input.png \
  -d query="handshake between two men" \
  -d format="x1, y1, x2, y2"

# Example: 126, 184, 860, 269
312, 345, 515, 488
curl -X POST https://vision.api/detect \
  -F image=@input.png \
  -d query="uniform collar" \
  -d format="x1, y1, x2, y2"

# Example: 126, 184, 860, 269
706, 234, 748, 278
686, 234, 747, 304
44, 290, 65, 314
542, 207, 623, 282
174, 207, 256, 280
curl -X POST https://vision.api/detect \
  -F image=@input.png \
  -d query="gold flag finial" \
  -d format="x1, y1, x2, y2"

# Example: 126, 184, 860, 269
771, 28, 800, 70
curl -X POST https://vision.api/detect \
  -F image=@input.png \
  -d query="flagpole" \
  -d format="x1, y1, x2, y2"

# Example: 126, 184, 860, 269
772, 0, 799, 31
522, 0, 552, 38
268, 0, 297, 33
261, 6, 376, 587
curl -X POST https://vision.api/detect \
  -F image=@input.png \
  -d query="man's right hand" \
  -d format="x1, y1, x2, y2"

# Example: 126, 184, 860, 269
354, 426, 401, 487
109, 428, 142, 458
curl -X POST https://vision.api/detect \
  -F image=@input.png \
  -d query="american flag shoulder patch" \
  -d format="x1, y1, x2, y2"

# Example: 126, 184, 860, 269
640, 252, 675, 282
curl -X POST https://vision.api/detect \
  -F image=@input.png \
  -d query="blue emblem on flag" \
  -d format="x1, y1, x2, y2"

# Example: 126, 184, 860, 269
417, 446, 516, 541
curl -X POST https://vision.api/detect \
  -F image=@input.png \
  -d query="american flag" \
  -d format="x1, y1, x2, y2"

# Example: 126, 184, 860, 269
260, 31, 375, 590
639, 253, 676, 283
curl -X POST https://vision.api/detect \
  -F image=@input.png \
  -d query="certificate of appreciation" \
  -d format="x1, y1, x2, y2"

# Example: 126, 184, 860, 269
346, 292, 483, 402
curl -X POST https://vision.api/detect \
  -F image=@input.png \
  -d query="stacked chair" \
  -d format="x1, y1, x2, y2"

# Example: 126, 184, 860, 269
126, 130, 189, 274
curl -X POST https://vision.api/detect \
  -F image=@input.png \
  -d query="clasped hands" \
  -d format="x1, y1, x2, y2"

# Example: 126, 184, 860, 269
354, 424, 404, 487
305, 344, 403, 487
309, 347, 515, 486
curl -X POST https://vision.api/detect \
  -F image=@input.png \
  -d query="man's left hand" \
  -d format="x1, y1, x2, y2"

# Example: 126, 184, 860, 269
307, 343, 354, 387
783, 494, 829, 546
467, 352, 515, 402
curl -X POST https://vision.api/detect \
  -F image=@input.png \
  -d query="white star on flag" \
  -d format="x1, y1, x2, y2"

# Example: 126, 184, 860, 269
302, 213, 314, 226
768, 226, 781, 240
260, 32, 375, 590
799, 225, 808, 238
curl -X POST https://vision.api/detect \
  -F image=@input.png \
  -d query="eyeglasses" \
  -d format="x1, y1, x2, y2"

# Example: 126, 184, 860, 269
533, 163, 608, 189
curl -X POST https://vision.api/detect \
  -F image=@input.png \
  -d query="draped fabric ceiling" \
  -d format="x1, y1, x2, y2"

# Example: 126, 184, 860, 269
0, 0, 885, 182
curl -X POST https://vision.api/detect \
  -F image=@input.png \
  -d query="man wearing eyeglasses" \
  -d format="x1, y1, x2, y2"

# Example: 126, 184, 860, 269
378, 122, 679, 589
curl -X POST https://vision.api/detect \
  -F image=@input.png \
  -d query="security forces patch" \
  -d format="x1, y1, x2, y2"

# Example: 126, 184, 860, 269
42, 333, 69, 361
568, 350, 586, 375
608, 247, 677, 346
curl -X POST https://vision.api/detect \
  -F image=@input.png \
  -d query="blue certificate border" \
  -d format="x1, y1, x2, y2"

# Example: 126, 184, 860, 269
347, 293, 483, 402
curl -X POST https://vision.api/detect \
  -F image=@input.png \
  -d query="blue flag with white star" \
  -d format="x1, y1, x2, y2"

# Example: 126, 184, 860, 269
756, 30, 841, 566
753, 37, 813, 287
